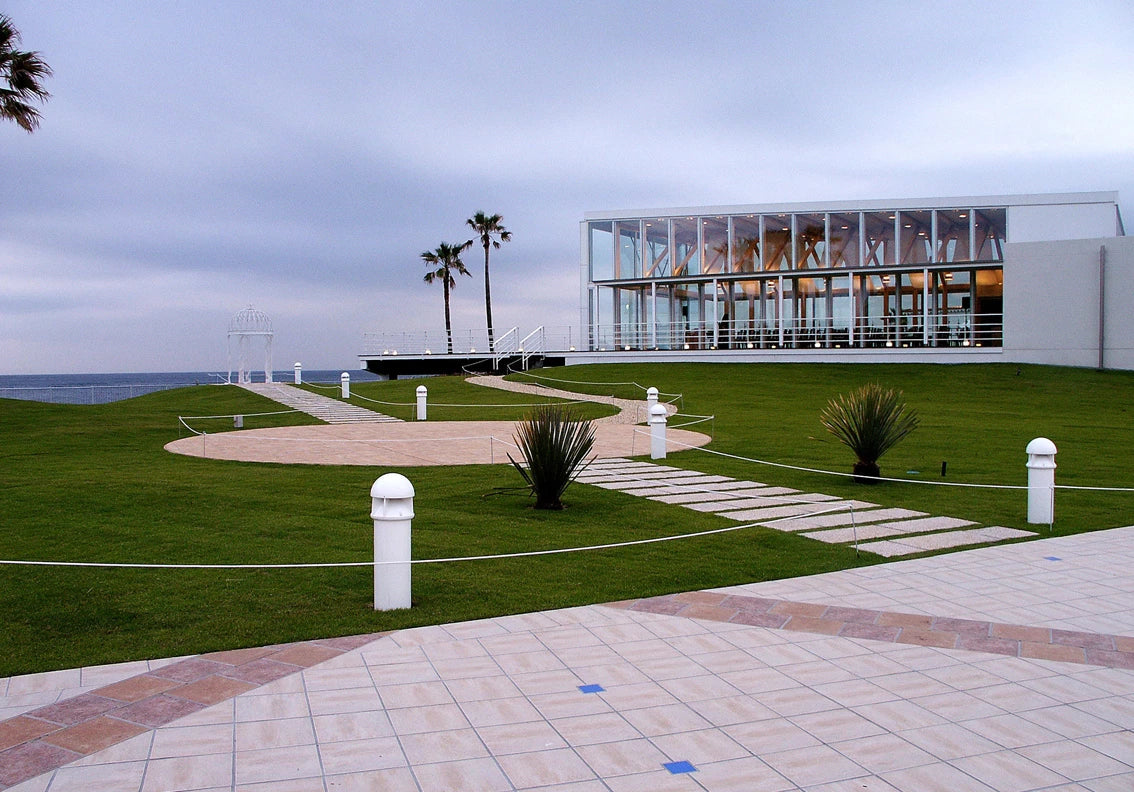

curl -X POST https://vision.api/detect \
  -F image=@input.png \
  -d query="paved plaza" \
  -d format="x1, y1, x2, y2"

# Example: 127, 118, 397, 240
2, 525, 1132, 791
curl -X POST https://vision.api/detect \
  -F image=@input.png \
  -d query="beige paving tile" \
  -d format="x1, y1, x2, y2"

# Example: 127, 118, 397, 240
477, 720, 567, 755
312, 710, 394, 743
761, 743, 869, 787
234, 743, 322, 786
1018, 739, 1132, 782
399, 728, 489, 765
140, 754, 233, 791
832, 732, 936, 773
619, 703, 712, 737
724, 717, 821, 754
319, 766, 416, 792
576, 737, 671, 777
410, 757, 512, 792
952, 749, 1070, 791
650, 727, 750, 763
234, 716, 314, 751
790, 708, 887, 743
151, 722, 235, 758
496, 747, 597, 787
553, 711, 639, 746
881, 761, 998, 792
374, 680, 453, 710
686, 694, 779, 727
899, 722, 1003, 760
387, 702, 470, 735
47, 760, 147, 792
681, 755, 796, 791
319, 736, 408, 774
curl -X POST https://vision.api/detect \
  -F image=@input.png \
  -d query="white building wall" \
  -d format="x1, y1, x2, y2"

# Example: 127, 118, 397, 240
1008, 202, 1119, 243
1003, 236, 1134, 370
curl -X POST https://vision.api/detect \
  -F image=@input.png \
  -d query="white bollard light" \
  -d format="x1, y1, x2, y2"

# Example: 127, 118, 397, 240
340, 372, 350, 399
646, 386, 658, 412
416, 385, 428, 421
371, 473, 414, 610
1026, 437, 1057, 525
294, 362, 302, 384
649, 402, 668, 460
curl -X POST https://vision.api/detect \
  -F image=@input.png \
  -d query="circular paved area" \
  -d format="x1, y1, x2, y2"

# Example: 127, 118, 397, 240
163, 420, 712, 466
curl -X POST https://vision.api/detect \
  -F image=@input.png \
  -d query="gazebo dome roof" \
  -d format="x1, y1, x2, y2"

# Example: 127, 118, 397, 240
228, 306, 273, 335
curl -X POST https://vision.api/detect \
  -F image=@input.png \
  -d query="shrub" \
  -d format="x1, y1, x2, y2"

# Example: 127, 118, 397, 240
820, 383, 919, 482
508, 404, 596, 509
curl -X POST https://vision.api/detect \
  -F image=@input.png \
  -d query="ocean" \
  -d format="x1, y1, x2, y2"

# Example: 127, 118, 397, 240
0, 370, 387, 405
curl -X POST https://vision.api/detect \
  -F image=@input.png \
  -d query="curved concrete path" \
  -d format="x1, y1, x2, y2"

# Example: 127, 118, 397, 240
466, 375, 677, 425
166, 376, 704, 465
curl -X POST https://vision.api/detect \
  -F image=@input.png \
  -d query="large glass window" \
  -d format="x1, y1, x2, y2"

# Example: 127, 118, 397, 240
702, 217, 729, 274
974, 208, 1006, 261
644, 219, 670, 277
935, 209, 971, 262
589, 221, 613, 280
795, 214, 827, 269
672, 218, 700, 276
899, 211, 932, 265
763, 215, 791, 271
830, 213, 860, 268
863, 211, 896, 266
731, 216, 760, 272
615, 220, 642, 279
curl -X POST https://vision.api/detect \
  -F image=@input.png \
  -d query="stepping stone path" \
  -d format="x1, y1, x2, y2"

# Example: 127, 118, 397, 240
576, 457, 1036, 557
240, 382, 400, 424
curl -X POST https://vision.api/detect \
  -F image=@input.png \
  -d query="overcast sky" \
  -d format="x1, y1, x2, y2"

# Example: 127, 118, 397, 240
2, 1, 1132, 374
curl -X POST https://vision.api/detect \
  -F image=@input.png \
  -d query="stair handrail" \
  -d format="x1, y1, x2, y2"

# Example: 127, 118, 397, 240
492, 326, 519, 368
519, 326, 545, 370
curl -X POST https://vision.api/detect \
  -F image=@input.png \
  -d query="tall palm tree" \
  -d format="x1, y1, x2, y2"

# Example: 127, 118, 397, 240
0, 14, 52, 133
421, 241, 472, 353
466, 212, 511, 352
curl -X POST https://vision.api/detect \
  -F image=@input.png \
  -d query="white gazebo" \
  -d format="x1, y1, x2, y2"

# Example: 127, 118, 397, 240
227, 306, 274, 384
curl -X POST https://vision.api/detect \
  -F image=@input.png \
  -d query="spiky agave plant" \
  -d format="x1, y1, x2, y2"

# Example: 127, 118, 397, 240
820, 383, 919, 483
508, 404, 596, 509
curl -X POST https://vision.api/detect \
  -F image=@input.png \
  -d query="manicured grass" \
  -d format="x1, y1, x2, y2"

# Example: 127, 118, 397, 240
509, 362, 1134, 535
2, 363, 1132, 676
0, 382, 866, 676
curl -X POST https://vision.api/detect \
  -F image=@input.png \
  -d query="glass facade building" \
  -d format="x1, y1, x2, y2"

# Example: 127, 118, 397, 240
583, 198, 1014, 352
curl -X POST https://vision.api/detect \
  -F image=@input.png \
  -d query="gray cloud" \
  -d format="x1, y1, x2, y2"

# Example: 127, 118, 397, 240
1, 0, 1131, 372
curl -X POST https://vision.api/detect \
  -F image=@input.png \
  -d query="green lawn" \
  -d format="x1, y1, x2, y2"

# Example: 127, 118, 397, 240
1, 363, 1131, 676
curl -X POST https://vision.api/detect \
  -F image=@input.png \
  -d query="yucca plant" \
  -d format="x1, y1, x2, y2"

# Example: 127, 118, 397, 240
508, 404, 596, 509
820, 383, 920, 483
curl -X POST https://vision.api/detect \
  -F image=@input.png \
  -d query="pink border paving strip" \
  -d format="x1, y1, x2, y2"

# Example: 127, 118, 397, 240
0, 632, 387, 790
609, 591, 1134, 668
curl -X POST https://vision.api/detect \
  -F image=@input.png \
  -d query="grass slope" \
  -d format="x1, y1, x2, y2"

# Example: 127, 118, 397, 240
1, 363, 1131, 675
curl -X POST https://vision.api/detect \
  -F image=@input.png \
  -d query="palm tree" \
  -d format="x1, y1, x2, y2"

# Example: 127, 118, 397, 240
466, 212, 512, 352
421, 241, 472, 353
1, 14, 52, 133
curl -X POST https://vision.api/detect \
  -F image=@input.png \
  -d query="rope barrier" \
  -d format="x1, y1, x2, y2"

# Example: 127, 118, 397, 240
0, 519, 784, 570
648, 431, 1032, 490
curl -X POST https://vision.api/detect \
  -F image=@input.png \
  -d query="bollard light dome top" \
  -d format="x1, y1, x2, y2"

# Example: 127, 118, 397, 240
372, 472, 415, 499
1026, 437, 1057, 455
649, 402, 668, 416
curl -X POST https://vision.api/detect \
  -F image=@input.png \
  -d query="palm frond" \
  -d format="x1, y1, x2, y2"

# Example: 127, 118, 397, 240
509, 404, 595, 509
820, 383, 919, 474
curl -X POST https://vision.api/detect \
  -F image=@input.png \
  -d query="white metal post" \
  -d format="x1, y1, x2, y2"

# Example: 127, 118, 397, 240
341, 372, 350, 399
1026, 437, 1057, 526
294, 362, 302, 385
371, 473, 414, 610
416, 385, 427, 421
649, 403, 668, 460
